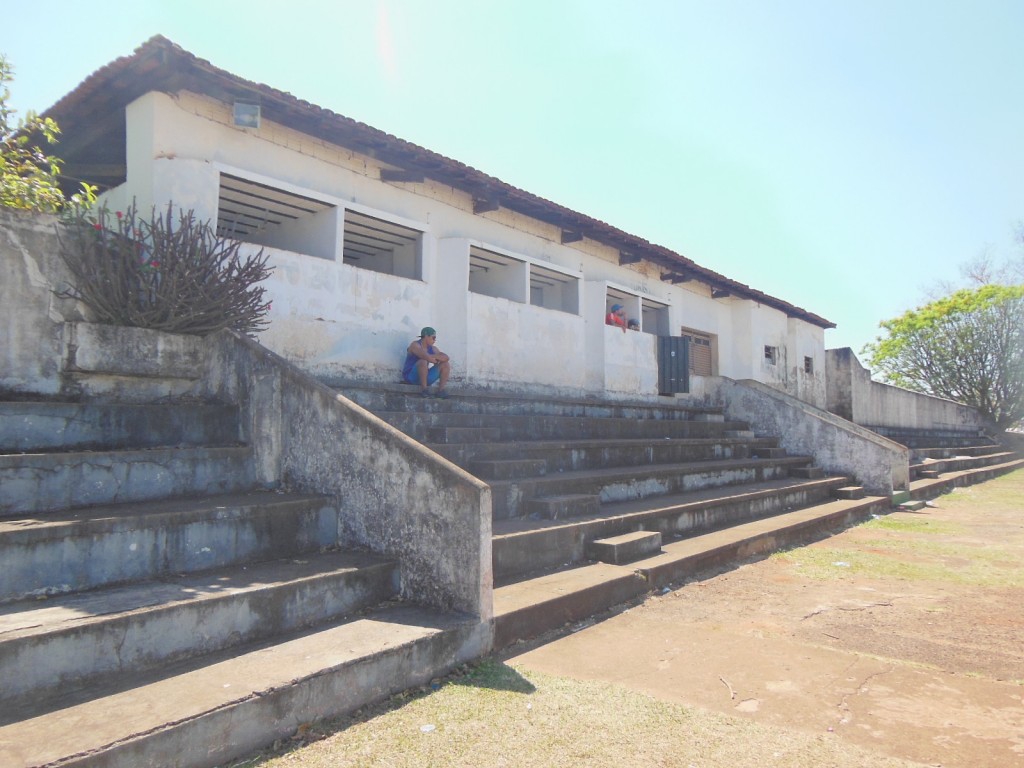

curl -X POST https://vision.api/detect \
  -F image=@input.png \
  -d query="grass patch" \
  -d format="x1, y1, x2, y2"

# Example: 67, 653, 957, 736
231, 659, 920, 768
774, 544, 1024, 587
940, 468, 1024, 509
861, 516, 962, 535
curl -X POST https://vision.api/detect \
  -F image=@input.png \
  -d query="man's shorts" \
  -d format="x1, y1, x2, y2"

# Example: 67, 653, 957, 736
404, 364, 441, 386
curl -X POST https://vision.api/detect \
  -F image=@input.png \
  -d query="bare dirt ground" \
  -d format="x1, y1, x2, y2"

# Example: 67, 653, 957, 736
509, 470, 1024, 768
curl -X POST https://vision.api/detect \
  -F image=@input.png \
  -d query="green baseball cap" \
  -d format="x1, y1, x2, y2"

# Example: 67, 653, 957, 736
420, 327, 436, 337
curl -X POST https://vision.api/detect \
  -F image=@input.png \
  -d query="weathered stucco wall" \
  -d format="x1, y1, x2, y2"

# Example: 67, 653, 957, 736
826, 347, 990, 433
0, 210, 83, 396
465, 293, 587, 392
713, 377, 909, 495
102, 89, 832, 401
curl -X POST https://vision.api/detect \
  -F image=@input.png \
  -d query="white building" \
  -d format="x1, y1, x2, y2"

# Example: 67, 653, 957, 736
48, 36, 833, 404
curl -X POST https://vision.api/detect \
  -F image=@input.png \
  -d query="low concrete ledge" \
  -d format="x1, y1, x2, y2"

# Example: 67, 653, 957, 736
712, 377, 909, 496
66, 322, 205, 379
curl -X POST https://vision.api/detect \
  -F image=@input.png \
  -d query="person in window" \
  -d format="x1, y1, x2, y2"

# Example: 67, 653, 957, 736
403, 326, 451, 398
627, 319, 640, 331
605, 304, 627, 332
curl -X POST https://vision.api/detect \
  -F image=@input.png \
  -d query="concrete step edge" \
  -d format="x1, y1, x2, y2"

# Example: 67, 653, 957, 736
0, 604, 482, 768
633, 496, 891, 588
492, 563, 649, 649
0, 402, 240, 453
493, 477, 852, 541
0, 447, 258, 517
487, 456, 816, 490
909, 457, 1024, 500
0, 490, 339, 603
0, 550, 398, 708
492, 477, 852, 580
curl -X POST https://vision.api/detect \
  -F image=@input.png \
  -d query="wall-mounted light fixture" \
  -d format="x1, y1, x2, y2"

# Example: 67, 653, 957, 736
233, 102, 261, 129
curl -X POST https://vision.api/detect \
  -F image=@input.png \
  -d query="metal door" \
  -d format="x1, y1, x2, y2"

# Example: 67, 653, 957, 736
657, 336, 689, 394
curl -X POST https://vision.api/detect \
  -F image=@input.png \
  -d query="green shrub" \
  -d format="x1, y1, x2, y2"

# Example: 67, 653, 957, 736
1, 54, 65, 213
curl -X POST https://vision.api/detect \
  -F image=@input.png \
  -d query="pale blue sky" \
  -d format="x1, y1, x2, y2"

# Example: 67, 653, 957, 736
4, 0, 1022, 355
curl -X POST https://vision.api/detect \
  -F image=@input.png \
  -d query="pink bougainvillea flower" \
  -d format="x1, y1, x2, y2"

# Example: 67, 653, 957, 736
93, 223, 102, 230
115, 211, 123, 219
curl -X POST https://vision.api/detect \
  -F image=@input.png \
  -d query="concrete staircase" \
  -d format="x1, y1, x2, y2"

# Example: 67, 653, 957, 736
0, 398, 476, 768
867, 425, 1024, 499
346, 385, 890, 649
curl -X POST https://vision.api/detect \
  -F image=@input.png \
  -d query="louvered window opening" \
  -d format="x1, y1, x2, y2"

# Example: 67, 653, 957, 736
217, 174, 333, 240
684, 332, 713, 376
343, 210, 422, 279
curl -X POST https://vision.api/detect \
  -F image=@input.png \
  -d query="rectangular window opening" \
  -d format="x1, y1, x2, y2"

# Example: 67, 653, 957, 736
217, 173, 337, 260
529, 263, 579, 314
468, 246, 527, 302
682, 327, 714, 376
343, 209, 422, 279
764, 345, 778, 365
804, 356, 814, 374
641, 299, 669, 336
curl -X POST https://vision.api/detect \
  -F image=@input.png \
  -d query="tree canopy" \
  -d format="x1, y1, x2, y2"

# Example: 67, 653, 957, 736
0, 53, 65, 213
863, 284, 1024, 430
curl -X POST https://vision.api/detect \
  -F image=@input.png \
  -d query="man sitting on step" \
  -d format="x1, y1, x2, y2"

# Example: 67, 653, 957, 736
402, 326, 452, 398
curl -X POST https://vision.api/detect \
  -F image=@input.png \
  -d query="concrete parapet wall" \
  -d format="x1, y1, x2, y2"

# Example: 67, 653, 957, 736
0, 210, 84, 396
199, 331, 493, 619
714, 377, 909, 496
827, 347, 990, 434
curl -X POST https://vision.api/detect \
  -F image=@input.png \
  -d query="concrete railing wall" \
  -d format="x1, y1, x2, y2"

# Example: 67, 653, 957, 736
0, 209, 492, 621
826, 347, 991, 434
713, 377, 909, 496
199, 330, 493, 619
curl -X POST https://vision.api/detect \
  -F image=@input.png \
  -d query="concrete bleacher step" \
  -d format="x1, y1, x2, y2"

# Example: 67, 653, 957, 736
692, 412, 725, 422
492, 476, 851, 580
832, 485, 866, 500
469, 457, 548, 480
0, 549, 398, 710
752, 446, 787, 458
426, 425, 501, 444
867, 425, 996, 451
340, 382, 725, 422
0, 401, 240, 452
493, 562, 651, 649
0, 444, 258, 516
0, 490, 339, 603
632, 495, 890, 587
789, 465, 825, 479
372, 405, 749, 442
527, 493, 602, 520
489, 455, 815, 519
377, 410, 751, 443
430, 436, 779, 471
909, 454, 1024, 501
587, 530, 662, 564
912, 445, 1002, 461
0, 603, 478, 768
493, 494, 890, 649
912, 450, 1019, 478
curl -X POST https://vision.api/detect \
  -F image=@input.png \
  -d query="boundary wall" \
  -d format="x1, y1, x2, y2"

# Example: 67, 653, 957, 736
826, 347, 991, 435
